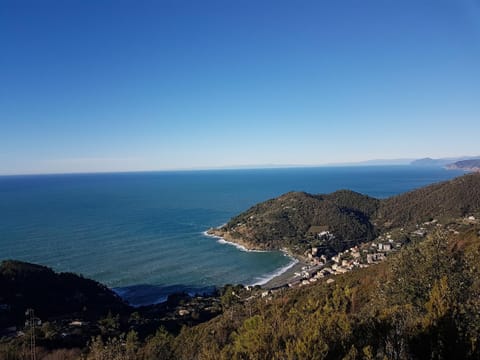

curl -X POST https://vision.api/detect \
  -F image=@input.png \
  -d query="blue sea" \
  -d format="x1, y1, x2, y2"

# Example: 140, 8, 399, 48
0, 166, 465, 305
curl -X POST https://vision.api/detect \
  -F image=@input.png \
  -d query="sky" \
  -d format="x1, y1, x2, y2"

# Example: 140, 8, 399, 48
1, 0, 479, 175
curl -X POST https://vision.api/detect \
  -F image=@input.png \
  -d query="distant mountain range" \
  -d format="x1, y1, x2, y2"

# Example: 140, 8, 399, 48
326, 158, 415, 166
196, 156, 480, 170
410, 156, 480, 167
326, 156, 480, 168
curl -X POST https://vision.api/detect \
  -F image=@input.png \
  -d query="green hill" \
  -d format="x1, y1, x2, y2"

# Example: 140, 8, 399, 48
210, 173, 480, 254
0, 260, 129, 328
210, 190, 379, 254
377, 173, 480, 229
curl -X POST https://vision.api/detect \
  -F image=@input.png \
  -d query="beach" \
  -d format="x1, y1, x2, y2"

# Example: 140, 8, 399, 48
261, 260, 307, 289
205, 230, 308, 289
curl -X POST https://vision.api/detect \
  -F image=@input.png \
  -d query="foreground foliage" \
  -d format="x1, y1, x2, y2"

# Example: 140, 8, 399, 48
170, 228, 480, 359
1, 228, 479, 359
52, 226, 478, 360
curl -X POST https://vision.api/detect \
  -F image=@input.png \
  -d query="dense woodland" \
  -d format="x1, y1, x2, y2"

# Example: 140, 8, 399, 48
216, 173, 480, 254
0, 261, 128, 329
1, 173, 480, 359
218, 190, 379, 253
378, 173, 480, 229
170, 227, 480, 360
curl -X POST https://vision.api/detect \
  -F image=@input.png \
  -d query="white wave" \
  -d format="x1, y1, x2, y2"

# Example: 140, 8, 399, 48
202, 230, 268, 253
216, 238, 270, 253
202, 230, 217, 238
250, 257, 299, 286
203, 229, 299, 286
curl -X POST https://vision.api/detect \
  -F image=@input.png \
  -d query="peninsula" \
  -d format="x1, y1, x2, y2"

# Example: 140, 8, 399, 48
207, 173, 480, 256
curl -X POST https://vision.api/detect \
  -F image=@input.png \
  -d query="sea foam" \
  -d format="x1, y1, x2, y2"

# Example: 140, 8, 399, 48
250, 257, 299, 286
202, 230, 268, 253
203, 230, 298, 286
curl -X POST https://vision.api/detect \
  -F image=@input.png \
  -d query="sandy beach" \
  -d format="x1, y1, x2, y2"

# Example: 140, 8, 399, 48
205, 229, 308, 289
261, 259, 308, 289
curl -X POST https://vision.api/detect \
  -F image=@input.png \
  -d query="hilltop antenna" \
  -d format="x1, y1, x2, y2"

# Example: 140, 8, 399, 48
25, 309, 37, 360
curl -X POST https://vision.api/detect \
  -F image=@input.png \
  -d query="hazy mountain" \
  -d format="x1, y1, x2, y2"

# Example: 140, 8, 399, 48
410, 156, 480, 167
446, 159, 480, 172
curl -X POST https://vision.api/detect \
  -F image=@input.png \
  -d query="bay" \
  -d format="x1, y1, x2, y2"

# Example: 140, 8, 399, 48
0, 166, 465, 305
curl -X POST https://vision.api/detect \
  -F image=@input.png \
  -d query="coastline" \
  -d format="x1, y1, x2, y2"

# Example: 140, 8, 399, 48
250, 256, 299, 287
202, 230, 269, 253
258, 260, 308, 289
203, 229, 307, 289
204, 227, 271, 252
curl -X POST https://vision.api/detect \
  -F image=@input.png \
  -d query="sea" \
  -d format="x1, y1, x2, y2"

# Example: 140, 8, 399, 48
0, 166, 465, 305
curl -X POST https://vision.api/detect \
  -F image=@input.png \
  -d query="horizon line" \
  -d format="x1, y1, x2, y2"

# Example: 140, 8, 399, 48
2, 155, 477, 177
0, 163, 419, 177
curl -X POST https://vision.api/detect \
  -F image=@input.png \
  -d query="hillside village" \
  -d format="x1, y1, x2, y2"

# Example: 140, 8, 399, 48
275, 214, 479, 290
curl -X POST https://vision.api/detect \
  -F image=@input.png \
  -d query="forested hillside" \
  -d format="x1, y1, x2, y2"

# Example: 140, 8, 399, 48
211, 173, 480, 254
211, 190, 380, 253
377, 173, 480, 229
169, 227, 480, 359
0, 261, 128, 328
15, 225, 474, 360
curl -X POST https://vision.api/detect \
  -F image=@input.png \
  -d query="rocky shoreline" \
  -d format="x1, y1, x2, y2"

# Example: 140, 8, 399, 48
206, 228, 269, 251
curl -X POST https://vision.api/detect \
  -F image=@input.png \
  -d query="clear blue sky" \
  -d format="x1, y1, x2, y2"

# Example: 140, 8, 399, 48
1, 0, 479, 174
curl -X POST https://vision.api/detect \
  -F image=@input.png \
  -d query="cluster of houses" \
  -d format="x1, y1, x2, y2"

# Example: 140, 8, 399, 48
289, 215, 478, 288
465, 215, 478, 224
414, 216, 478, 237
288, 230, 407, 288
412, 216, 479, 237
411, 219, 442, 237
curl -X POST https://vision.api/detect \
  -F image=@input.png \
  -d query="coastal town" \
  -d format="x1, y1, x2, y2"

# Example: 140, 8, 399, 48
261, 214, 479, 293
287, 230, 404, 288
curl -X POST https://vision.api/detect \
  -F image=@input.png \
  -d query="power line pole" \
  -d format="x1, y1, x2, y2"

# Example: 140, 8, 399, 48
25, 309, 37, 360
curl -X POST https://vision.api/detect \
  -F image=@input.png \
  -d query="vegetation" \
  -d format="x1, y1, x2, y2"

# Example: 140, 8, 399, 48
378, 173, 480, 229
5, 226, 472, 359
211, 173, 480, 254
1, 173, 480, 359
0, 260, 129, 328
0, 262, 222, 359
213, 190, 380, 254
156, 227, 480, 359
